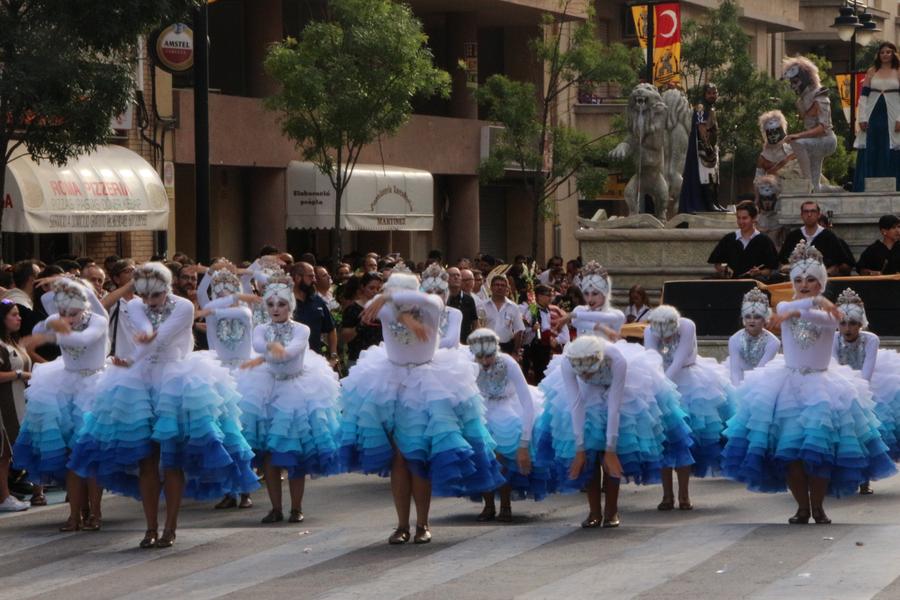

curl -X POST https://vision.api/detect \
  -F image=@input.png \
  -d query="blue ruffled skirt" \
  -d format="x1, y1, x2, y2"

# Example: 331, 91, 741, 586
13, 361, 103, 485
237, 351, 341, 479
868, 349, 900, 460
339, 344, 505, 497
68, 353, 259, 500
668, 356, 736, 476
480, 385, 551, 501
722, 360, 896, 497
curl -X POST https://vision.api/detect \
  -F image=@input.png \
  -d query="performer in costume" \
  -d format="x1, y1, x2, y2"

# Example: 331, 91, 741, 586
196, 263, 260, 510
339, 269, 504, 545
722, 242, 895, 524
679, 83, 725, 213
725, 288, 780, 386
68, 263, 258, 549
559, 261, 624, 341
755, 110, 799, 183
833, 288, 900, 494
467, 328, 548, 522
237, 275, 341, 524
782, 57, 838, 193
418, 263, 463, 350
644, 305, 735, 510
13, 279, 108, 531
853, 42, 900, 192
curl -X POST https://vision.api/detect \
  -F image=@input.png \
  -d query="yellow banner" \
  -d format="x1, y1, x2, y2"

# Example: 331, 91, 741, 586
631, 4, 681, 87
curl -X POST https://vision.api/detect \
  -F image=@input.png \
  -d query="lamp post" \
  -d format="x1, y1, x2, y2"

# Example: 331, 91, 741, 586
831, 2, 880, 150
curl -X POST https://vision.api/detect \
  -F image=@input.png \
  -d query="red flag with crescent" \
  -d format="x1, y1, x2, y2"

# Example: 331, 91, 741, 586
652, 3, 681, 87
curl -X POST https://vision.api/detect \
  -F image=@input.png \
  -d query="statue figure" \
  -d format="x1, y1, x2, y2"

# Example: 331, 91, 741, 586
679, 83, 724, 213
610, 83, 691, 220
781, 56, 838, 193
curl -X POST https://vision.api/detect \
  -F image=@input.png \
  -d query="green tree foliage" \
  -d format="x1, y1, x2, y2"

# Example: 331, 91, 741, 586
476, 1, 640, 259
264, 0, 450, 264
0, 0, 194, 246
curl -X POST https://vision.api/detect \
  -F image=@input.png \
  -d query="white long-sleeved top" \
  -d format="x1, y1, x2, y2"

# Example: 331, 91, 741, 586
252, 320, 309, 379
40, 287, 107, 319
109, 297, 138, 361
644, 317, 698, 380
777, 297, 839, 371
562, 342, 626, 451
476, 352, 535, 445
127, 295, 196, 365
34, 312, 109, 373
378, 290, 442, 365
727, 329, 780, 386
438, 306, 463, 349
571, 305, 626, 339
833, 330, 879, 382
204, 295, 254, 364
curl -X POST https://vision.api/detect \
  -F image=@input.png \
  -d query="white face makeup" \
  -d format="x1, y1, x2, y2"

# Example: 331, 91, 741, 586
139, 290, 168, 308
60, 308, 86, 327
793, 274, 822, 298
839, 320, 862, 342
743, 314, 765, 336
475, 354, 496, 368
584, 289, 606, 309
266, 297, 291, 323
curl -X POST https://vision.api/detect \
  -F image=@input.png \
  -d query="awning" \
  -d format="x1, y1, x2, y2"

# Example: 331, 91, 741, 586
2, 145, 169, 233
286, 161, 433, 231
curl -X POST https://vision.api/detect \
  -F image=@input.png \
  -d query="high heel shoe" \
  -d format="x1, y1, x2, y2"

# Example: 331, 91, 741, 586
602, 513, 620, 528
788, 510, 810, 525
155, 529, 176, 548
859, 483, 874, 495
657, 499, 675, 511
59, 517, 82, 532
139, 529, 159, 549
388, 527, 410, 545
413, 525, 432, 544
581, 515, 602, 528
811, 508, 831, 525
261, 509, 283, 524
82, 515, 102, 531
289, 509, 304, 523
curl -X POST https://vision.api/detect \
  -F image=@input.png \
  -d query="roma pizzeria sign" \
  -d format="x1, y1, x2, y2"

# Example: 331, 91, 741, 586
150, 23, 194, 74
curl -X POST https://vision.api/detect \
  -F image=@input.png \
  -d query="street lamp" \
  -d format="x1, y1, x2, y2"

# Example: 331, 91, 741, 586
831, 2, 881, 150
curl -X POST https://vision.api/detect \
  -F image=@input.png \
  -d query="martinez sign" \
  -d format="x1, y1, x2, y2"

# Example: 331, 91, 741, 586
151, 23, 194, 74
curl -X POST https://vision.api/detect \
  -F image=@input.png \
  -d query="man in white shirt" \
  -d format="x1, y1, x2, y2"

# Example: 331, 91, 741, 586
482, 274, 525, 356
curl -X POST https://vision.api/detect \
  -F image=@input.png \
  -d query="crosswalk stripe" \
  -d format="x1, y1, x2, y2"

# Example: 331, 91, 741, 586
0, 528, 236, 600
117, 527, 386, 600
750, 525, 900, 600
519, 524, 758, 600
315, 524, 577, 600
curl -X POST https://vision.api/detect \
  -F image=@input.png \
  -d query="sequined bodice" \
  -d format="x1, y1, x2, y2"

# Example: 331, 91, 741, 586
582, 357, 614, 388
438, 308, 450, 339
739, 331, 768, 369
146, 297, 176, 331
477, 359, 510, 400
60, 314, 91, 362
836, 336, 866, 371
658, 334, 681, 370
388, 306, 423, 346
265, 321, 294, 345
789, 318, 822, 350
216, 317, 248, 351
252, 303, 269, 327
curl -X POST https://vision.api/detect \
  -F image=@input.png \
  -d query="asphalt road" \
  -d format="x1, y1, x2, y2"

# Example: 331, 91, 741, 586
3, 472, 900, 600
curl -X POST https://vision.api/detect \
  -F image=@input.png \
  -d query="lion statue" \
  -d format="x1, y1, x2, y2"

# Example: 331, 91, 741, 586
610, 84, 692, 220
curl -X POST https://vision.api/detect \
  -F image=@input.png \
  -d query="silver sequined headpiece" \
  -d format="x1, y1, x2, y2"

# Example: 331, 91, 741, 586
836, 288, 868, 328
468, 328, 500, 358
420, 263, 450, 302
788, 240, 827, 290
263, 274, 296, 311
580, 261, 611, 299
741, 288, 771, 319
52, 278, 90, 313
564, 335, 606, 376
648, 305, 680, 339
133, 262, 172, 296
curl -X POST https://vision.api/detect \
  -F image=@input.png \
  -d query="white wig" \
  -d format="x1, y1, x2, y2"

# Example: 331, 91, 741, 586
52, 278, 90, 313
420, 263, 450, 302
262, 275, 296, 312
384, 271, 420, 293
133, 262, 173, 296
741, 288, 771, 320
782, 56, 821, 90
564, 334, 606, 376
579, 261, 611, 304
836, 288, 868, 328
754, 174, 781, 197
648, 304, 681, 339
758, 110, 788, 142
210, 269, 242, 298
467, 328, 500, 358
788, 240, 828, 291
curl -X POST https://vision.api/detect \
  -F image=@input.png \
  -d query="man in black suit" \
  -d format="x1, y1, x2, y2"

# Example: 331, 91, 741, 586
857, 214, 900, 275
707, 200, 779, 280
778, 201, 855, 276
447, 266, 478, 343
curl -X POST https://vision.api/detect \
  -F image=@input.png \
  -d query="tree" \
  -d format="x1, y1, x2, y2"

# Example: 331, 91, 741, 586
476, 1, 639, 259
264, 0, 450, 265
0, 0, 194, 254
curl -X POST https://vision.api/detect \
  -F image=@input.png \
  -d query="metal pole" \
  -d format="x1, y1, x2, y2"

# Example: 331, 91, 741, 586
193, 2, 211, 265
646, 4, 654, 83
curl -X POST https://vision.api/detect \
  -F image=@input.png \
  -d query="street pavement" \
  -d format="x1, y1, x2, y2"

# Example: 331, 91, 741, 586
3, 472, 900, 600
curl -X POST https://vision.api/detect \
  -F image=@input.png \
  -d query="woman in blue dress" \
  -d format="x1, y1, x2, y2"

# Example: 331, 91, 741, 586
853, 42, 900, 192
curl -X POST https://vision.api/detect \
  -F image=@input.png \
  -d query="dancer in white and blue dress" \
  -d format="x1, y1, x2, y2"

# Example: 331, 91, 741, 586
723, 242, 895, 524
68, 263, 258, 549
418, 263, 464, 351
236, 275, 341, 524
196, 265, 261, 510
565, 261, 625, 341
467, 328, 549, 522
833, 288, 900, 495
536, 334, 684, 528
645, 305, 735, 510
339, 270, 504, 545
725, 288, 780, 386
13, 279, 108, 532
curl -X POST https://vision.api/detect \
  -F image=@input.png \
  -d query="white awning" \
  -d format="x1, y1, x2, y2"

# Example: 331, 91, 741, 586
2, 145, 169, 233
286, 161, 433, 231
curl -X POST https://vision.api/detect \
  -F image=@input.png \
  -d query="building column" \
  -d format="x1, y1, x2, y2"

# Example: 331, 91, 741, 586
447, 176, 480, 263
447, 12, 479, 120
